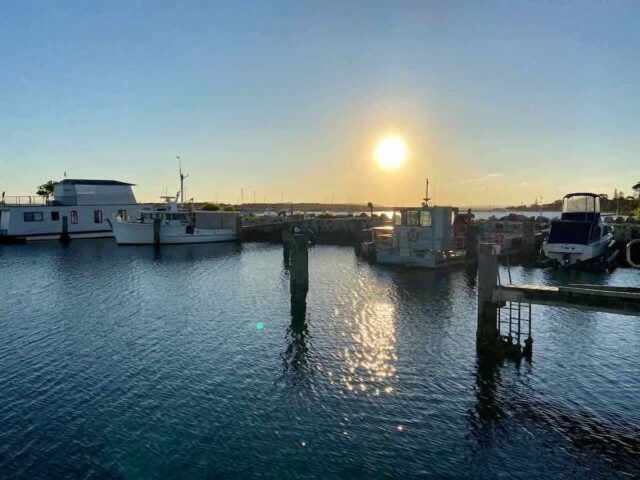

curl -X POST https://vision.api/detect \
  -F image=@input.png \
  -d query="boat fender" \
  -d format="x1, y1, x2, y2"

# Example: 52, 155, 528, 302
407, 229, 419, 242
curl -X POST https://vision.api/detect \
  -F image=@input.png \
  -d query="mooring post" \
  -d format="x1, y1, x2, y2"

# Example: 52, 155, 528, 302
282, 223, 293, 265
153, 217, 161, 246
521, 221, 535, 257
477, 243, 500, 353
60, 216, 70, 244
290, 233, 309, 295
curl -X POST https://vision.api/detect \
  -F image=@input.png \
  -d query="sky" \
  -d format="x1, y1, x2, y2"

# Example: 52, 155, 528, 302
1, 0, 639, 206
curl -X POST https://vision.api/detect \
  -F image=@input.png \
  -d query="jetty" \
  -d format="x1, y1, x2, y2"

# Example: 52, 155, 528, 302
477, 243, 640, 360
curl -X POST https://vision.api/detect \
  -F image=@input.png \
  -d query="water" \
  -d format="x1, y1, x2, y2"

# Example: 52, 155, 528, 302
0, 241, 639, 479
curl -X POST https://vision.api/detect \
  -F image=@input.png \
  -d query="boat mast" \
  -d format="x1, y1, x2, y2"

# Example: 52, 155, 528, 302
177, 156, 188, 204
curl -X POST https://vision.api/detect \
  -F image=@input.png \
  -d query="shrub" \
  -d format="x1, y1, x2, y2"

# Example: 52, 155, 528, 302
201, 203, 220, 211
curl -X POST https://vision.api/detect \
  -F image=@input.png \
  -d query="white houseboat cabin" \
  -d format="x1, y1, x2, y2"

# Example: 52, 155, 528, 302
0, 179, 141, 242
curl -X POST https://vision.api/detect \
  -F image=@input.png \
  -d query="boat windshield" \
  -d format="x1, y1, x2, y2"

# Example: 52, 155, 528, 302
562, 195, 600, 213
393, 209, 432, 227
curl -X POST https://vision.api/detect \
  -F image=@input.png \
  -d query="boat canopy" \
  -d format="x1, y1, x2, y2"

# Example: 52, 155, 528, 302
561, 193, 600, 222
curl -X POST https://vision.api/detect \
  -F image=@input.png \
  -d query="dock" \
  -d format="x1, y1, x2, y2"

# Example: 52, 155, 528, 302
477, 243, 640, 360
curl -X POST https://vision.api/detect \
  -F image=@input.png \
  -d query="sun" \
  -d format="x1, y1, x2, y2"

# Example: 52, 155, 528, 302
375, 136, 407, 170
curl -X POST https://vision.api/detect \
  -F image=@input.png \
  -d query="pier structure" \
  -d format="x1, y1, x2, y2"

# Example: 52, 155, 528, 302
477, 244, 640, 360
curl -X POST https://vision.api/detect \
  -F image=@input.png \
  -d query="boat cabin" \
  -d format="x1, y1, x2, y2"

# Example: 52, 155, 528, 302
139, 210, 191, 224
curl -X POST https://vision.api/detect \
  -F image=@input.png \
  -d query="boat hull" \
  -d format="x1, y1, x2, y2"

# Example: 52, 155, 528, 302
111, 220, 236, 245
376, 251, 466, 269
542, 235, 613, 266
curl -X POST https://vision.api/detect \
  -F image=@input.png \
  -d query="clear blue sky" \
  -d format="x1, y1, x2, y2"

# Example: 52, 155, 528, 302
1, 1, 638, 205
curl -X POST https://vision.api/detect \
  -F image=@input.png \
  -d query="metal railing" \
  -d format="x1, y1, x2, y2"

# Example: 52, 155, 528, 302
627, 239, 640, 268
0, 196, 48, 206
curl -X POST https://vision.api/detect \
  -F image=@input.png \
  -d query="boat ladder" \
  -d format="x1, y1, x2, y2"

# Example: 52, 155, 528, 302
496, 252, 533, 356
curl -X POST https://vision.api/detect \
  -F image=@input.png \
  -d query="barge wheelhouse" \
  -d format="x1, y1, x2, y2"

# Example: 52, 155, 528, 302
374, 206, 467, 268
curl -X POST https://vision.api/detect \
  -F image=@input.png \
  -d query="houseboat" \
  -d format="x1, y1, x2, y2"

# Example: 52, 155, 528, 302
542, 193, 614, 268
0, 179, 141, 242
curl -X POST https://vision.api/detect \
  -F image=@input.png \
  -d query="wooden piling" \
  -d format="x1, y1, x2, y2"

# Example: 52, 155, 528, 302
60, 216, 70, 244
153, 217, 161, 246
477, 243, 500, 352
290, 233, 309, 295
282, 224, 293, 264
521, 221, 535, 256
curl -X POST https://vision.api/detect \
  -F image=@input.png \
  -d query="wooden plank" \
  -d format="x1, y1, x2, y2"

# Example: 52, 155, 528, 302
569, 283, 640, 294
493, 284, 640, 317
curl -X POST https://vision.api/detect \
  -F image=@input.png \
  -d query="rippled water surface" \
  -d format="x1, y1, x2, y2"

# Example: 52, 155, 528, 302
1, 241, 639, 478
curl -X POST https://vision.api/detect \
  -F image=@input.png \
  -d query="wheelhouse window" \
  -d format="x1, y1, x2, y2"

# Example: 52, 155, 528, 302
420, 211, 432, 227
70, 211, 78, 224
93, 210, 103, 223
117, 209, 127, 220
23, 212, 43, 222
393, 211, 402, 226
406, 210, 421, 226
51, 211, 60, 221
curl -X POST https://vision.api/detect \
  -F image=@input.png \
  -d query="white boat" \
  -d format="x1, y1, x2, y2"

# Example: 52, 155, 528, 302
0, 179, 142, 242
542, 193, 614, 267
110, 200, 237, 245
374, 205, 469, 268
110, 166, 237, 245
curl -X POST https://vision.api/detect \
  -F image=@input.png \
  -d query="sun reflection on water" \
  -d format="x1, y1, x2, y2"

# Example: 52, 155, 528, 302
339, 301, 397, 395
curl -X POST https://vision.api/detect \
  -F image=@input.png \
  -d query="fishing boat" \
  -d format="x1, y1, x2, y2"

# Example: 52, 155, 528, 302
110, 166, 237, 245
542, 193, 614, 268
0, 179, 141, 242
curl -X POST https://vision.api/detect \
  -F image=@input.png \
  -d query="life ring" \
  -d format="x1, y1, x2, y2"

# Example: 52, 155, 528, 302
407, 229, 419, 242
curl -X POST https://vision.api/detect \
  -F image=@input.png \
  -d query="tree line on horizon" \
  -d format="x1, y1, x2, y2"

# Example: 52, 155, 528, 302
506, 183, 640, 215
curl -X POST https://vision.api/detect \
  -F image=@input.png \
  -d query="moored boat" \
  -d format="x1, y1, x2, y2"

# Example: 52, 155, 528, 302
0, 179, 141, 242
542, 193, 614, 268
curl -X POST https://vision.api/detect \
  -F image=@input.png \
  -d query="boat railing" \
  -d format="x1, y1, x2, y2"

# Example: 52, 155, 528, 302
627, 239, 640, 269
0, 196, 48, 207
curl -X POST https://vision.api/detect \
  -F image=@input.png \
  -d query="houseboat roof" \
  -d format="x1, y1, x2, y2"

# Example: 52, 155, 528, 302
58, 179, 135, 186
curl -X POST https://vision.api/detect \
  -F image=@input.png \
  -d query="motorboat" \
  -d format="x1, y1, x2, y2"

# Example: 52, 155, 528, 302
542, 193, 614, 268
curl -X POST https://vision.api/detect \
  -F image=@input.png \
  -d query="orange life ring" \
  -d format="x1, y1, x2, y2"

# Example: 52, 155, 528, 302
407, 229, 419, 242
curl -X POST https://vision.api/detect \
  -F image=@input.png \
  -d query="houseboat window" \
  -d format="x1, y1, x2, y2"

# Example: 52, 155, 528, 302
420, 211, 432, 227
23, 212, 43, 222
51, 211, 60, 221
393, 211, 402, 226
117, 209, 127, 220
406, 210, 421, 226
94, 210, 103, 223
71, 211, 78, 224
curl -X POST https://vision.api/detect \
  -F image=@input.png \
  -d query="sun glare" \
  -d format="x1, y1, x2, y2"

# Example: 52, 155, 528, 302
375, 136, 407, 170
